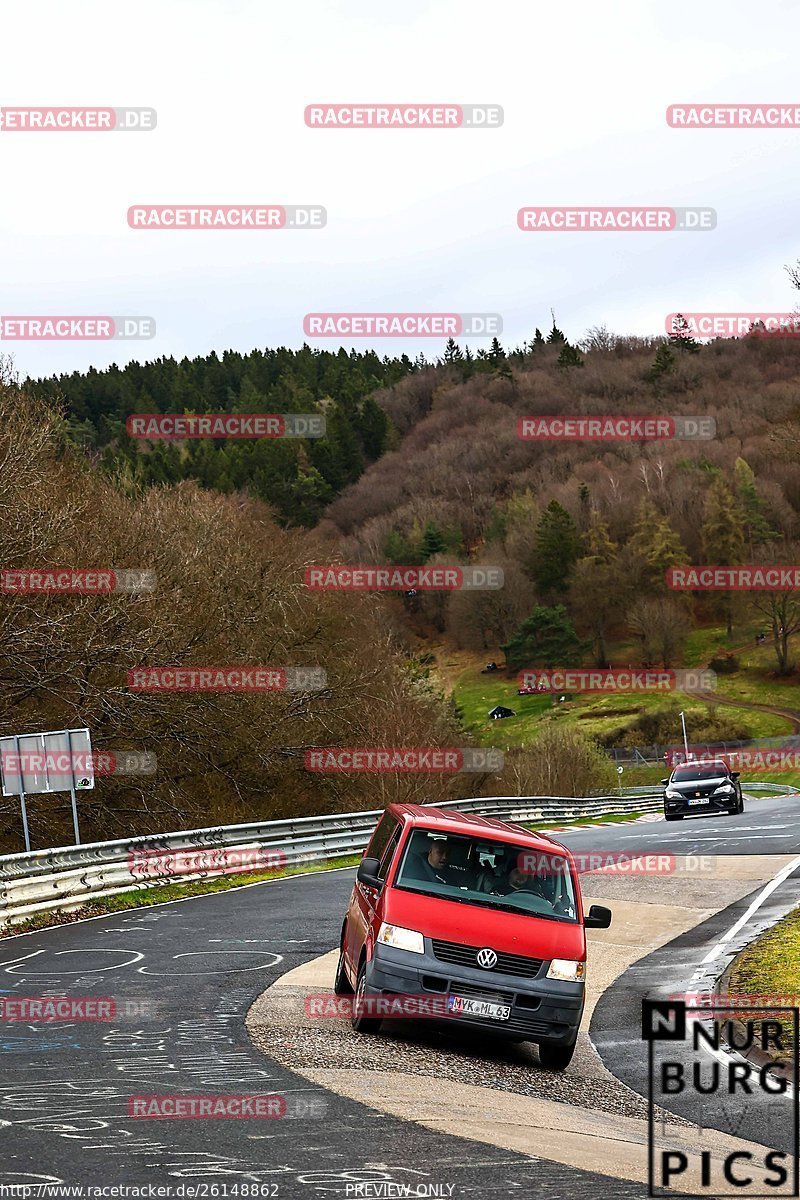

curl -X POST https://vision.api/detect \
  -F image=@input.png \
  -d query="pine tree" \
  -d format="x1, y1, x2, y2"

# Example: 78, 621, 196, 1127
531, 328, 546, 352
419, 521, 448, 561
628, 499, 687, 592
647, 344, 676, 385
557, 343, 584, 369
358, 394, 389, 460
578, 482, 591, 521
501, 605, 586, 670
443, 337, 463, 364
700, 476, 746, 637
533, 500, 581, 596
668, 313, 701, 354
583, 507, 616, 563
547, 320, 567, 345
461, 344, 474, 380
384, 529, 414, 564
733, 458, 777, 552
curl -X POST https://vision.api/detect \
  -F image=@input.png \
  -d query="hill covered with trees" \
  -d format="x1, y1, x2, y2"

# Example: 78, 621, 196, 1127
0, 368, 476, 852
30, 345, 408, 527
320, 328, 800, 676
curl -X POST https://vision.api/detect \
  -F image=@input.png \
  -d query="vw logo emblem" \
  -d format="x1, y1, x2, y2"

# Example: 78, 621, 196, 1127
476, 947, 498, 969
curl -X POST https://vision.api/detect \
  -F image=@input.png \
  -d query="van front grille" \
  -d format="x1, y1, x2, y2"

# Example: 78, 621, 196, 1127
431, 938, 543, 979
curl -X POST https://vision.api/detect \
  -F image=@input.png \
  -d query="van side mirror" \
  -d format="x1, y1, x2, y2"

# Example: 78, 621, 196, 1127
584, 904, 612, 929
357, 856, 382, 889
660, 778, 669, 785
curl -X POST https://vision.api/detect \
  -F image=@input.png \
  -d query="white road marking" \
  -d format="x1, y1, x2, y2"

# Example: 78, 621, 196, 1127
701, 855, 800, 964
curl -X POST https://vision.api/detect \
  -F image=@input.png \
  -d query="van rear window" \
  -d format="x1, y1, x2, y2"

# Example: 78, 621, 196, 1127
394, 828, 578, 922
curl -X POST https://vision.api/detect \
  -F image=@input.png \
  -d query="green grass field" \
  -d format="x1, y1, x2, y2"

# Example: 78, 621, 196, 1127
446, 621, 800, 753
728, 906, 800, 1004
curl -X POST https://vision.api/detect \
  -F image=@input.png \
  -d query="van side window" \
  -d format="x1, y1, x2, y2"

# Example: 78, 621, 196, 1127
377, 826, 403, 881
365, 812, 400, 863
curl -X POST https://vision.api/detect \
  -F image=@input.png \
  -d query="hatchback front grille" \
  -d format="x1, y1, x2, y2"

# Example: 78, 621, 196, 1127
431, 938, 543, 979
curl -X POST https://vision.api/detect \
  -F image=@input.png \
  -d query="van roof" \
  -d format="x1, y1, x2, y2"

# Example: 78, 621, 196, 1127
387, 802, 566, 855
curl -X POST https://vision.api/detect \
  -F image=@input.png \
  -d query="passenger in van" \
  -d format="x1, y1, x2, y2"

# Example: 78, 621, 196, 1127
491, 866, 547, 898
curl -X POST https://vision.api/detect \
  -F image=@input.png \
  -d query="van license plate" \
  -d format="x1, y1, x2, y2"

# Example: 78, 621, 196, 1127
447, 995, 511, 1021
688, 797, 710, 806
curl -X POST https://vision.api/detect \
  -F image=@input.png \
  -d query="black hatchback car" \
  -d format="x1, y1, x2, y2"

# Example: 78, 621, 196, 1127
661, 760, 744, 821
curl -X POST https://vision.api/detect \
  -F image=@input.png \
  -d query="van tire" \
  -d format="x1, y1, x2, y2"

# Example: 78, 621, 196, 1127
538, 1036, 577, 1071
334, 948, 353, 995
352, 961, 382, 1034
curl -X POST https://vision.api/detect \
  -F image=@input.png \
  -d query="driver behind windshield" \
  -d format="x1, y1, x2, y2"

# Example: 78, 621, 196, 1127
417, 838, 456, 885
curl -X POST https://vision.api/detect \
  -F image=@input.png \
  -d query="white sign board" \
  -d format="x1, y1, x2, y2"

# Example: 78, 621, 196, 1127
0, 728, 94, 797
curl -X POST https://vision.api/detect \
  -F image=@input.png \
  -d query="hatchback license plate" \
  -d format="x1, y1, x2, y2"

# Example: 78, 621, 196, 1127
688, 797, 710, 806
447, 995, 511, 1021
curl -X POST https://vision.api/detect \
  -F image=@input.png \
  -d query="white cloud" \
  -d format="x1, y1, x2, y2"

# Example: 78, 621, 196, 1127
2, 0, 799, 376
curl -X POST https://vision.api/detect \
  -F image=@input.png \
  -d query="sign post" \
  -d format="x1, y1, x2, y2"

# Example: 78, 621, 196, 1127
0, 728, 94, 851
14, 735, 31, 852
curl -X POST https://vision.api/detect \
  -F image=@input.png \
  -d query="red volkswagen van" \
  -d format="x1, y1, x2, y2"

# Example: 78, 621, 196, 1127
335, 803, 611, 1071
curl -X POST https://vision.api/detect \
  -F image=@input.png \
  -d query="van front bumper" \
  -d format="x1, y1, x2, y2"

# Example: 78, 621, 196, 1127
365, 940, 584, 1046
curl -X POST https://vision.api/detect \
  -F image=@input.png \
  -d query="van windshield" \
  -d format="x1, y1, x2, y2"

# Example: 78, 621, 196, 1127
394, 828, 578, 922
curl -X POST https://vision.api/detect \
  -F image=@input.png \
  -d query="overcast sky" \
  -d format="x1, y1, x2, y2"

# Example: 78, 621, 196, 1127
2, 0, 800, 379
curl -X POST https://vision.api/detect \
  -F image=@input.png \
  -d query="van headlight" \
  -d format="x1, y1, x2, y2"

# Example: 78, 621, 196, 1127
377, 923, 424, 954
547, 958, 586, 982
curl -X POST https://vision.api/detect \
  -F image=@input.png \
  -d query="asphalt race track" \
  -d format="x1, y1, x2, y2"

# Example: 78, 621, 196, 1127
1, 790, 799, 1198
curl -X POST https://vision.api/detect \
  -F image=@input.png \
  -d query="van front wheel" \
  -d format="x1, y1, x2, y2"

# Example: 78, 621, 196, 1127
538, 1036, 577, 1071
352, 962, 382, 1034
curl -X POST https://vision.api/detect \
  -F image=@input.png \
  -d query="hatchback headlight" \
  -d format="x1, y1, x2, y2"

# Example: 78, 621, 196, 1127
713, 783, 734, 793
377, 922, 424, 954
664, 789, 682, 800
547, 958, 586, 982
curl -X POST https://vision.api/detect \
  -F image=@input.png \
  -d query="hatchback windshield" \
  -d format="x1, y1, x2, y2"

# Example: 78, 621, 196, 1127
394, 828, 578, 922
672, 763, 729, 782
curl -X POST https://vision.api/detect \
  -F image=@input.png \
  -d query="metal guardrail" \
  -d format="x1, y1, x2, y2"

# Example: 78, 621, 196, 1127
0, 793, 663, 927
0, 783, 793, 927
